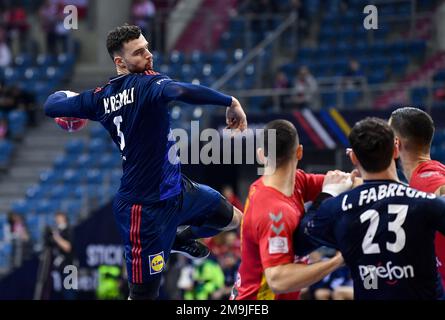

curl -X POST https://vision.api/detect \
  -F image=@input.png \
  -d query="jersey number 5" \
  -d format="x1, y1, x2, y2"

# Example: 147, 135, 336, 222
113, 116, 126, 151
360, 204, 407, 254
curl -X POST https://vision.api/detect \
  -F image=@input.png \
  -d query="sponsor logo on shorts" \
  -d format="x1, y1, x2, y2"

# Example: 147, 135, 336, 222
149, 251, 165, 275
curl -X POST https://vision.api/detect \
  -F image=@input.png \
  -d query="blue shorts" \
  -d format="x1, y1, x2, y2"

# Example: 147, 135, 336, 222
112, 175, 232, 284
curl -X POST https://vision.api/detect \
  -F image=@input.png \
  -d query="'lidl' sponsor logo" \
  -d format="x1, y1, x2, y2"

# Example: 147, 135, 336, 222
149, 252, 165, 274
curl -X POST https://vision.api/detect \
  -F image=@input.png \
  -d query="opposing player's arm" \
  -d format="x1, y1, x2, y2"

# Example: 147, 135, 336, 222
44, 90, 97, 120
256, 202, 343, 294
264, 252, 343, 294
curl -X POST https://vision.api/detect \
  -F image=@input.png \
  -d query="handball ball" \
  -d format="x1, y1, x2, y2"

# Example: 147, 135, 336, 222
55, 117, 88, 132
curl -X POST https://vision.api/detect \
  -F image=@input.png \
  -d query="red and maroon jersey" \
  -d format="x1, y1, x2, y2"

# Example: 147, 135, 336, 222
410, 160, 445, 287
232, 170, 324, 300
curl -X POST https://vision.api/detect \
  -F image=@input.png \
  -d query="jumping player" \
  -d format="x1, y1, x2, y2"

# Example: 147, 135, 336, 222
44, 24, 246, 300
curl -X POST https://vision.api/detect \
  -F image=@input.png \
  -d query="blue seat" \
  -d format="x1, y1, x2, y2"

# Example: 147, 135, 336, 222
54, 154, 73, 170
343, 90, 362, 109
321, 92, 337, 108
90, 125, 109, 140
87, 169, 103, 184
411, 87, 429, 105
63, 169, 83, 184
26, 184, 48, 200
65, 139, 85, 154
3, 67, 20, 85
48, 185, 70, 199
368, 70, 386, 84
14, 53, 33, 69
36, 54, 55, 67
76, 154, 96, 168
169, 50, 185, 65
57, 53, 75, 67
88, 138, 108, 154
11, 200, 31, 215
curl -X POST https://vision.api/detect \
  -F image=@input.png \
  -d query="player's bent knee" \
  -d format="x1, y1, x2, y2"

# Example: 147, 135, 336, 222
220, 207, 242, 231
129, 282, 160, 300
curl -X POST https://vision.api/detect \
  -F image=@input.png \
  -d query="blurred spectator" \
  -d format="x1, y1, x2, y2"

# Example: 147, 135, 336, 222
213, 252, 240, 299
131, 0, 156, 46
183, 257, 225, 300
274, 71, 290, 107
205, 231, 241, 261
4, 4, 29, 52
39, 0, 70, 55
0, 118, 8, 139
343, 59, 364, 90
0, 27, 12, 67
289, 66, 318, 109
274, 71, 290, 89
221, 185, 243, 211
10, 85, 36, 126
6, 211, 31, 268
62, 0, 89, 19
0, 83, 16, 114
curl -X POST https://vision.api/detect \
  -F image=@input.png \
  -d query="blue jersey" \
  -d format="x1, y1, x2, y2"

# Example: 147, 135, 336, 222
44, 72, 232, 204
298, 180, 445, 300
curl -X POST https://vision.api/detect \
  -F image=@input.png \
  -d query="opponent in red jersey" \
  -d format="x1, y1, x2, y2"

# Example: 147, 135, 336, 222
390, 107, 445, 290
231, 120, 345, 300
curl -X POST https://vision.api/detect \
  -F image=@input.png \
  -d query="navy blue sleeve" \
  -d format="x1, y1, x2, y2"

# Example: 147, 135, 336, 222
44, 90, 98, 120
428, 197, 445, 235
162, 81, 232, 106
294, 196, 339, 256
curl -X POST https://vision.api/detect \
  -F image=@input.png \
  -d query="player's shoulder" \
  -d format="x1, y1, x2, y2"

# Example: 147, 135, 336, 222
133, 70, 170, 82
249, 187, 295, 218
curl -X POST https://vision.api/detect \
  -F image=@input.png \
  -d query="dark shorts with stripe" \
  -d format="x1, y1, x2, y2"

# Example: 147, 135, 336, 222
112, 175, 233, 284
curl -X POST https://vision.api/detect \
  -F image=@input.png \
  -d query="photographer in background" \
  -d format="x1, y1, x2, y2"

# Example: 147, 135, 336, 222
50, 212, 73, 272
36, 212, 76, 300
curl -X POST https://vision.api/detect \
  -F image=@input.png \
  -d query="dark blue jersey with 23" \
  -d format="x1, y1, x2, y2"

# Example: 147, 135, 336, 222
297, 180, 445, 300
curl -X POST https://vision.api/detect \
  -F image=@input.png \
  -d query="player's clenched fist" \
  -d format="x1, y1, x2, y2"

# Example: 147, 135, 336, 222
322, 170, 353, 196
226, 97, 247, 131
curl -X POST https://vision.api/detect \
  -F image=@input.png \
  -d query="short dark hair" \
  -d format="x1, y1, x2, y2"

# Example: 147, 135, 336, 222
106, 24, 141, 60
389, 107, 434, 152
264, 119, 299, 168
349, 117, 394, 173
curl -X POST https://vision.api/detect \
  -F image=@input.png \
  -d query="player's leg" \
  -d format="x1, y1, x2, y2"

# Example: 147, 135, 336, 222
113, 197, 178, 300
171, 175, 242, 256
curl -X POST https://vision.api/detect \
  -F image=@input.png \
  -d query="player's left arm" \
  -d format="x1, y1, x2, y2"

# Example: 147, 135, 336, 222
44, 90, 98, 120
162, 81, 247, 130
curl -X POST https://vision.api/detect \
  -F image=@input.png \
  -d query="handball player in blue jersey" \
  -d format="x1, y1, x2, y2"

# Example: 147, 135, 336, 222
295, 118, 445, 299
44, 25, 246, 300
